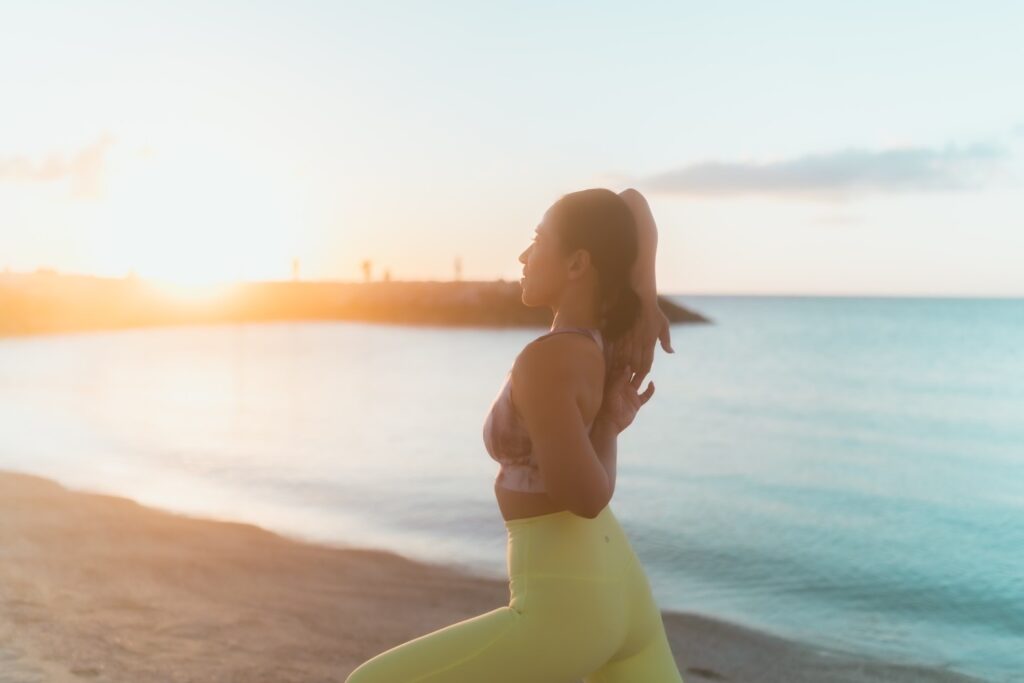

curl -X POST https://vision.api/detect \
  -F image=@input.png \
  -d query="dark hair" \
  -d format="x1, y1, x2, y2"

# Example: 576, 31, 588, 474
548, 188, 641, 345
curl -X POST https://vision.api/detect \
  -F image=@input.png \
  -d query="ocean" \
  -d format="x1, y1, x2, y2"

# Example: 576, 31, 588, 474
1, 295, 1021, 681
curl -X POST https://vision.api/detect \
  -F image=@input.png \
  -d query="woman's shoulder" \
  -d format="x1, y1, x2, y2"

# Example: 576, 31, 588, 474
510, 334, 605, 428
512, 331, 605, 387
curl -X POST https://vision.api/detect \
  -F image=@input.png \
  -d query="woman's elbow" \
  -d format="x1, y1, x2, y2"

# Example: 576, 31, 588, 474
550, 470, 610, 519
620, 187, 643, 203
584, 484, 612, 518
562, 497, 605, 520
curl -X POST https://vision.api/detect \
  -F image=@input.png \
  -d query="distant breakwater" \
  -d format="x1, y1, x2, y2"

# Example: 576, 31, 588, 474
0, 272, 710, 338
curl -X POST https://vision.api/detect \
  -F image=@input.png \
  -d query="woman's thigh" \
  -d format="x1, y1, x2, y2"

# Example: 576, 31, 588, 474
344, 605, 524, 683
346, 506, 643, 682
345, 575, 627, 683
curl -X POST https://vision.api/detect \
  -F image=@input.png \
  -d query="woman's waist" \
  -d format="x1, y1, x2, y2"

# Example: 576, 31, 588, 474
494, 478, 561, 518
505, 503, 634, 580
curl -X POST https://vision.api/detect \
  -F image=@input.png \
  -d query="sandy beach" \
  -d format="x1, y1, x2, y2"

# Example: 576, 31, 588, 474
0, 470, 986, 683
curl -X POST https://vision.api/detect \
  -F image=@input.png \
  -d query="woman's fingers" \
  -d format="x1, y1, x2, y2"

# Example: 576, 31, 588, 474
611, 363, 627, 385
614, 365, 655, 417
620, 335, 634, 369
661, 322, 674, 354
641, 342, 653, 383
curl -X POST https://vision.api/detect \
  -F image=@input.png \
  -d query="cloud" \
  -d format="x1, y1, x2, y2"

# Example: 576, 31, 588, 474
0, 133, 115, 199
640, 143, 1007, 200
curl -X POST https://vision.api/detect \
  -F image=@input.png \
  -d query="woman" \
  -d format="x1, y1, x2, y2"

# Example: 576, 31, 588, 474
345, 188, 681, 682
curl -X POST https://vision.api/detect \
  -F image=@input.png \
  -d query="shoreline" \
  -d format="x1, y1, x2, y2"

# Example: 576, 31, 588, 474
0, 469, 986, 683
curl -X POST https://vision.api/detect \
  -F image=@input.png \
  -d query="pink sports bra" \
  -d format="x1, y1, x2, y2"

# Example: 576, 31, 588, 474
482, 326, 606, 494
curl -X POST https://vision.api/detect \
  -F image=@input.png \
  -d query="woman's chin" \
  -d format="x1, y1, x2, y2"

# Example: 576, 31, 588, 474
519, 281, 545, 308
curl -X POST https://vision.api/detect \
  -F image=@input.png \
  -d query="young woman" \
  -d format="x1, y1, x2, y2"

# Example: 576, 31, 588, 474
346, 188, 681, 683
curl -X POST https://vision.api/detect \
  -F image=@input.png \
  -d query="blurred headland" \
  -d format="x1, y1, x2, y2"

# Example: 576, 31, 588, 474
0, 269, 709, 338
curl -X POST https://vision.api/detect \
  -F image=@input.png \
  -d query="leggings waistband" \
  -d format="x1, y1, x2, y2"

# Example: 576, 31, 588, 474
504, 504, 636, 581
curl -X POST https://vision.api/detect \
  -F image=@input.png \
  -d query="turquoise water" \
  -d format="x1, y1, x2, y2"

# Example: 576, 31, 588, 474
1, 295, 1021, 681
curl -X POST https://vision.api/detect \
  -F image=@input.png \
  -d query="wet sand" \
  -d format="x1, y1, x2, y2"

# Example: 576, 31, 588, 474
0, 470, 986, 682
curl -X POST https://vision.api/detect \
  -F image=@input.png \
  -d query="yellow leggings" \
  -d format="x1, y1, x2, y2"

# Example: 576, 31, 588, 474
345, 504, 685, 682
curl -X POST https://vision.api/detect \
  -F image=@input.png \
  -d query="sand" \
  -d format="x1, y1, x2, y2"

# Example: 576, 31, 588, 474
0, 470, 986, 683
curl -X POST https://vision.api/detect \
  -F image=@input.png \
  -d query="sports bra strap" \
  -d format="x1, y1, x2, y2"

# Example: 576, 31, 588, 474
536, 327, 603, 350
539, 326, 595, 337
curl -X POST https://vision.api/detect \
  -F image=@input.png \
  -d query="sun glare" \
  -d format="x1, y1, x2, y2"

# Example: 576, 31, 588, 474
144, 276, 238, 304
87, 128, 301, 296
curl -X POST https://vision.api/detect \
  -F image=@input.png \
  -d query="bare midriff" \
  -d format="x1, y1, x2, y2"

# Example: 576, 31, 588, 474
494, 480, 570, 522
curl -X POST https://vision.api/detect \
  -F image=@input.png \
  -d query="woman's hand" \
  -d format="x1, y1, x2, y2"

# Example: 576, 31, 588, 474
596, 362, 655, 435
612, 298, 674, 389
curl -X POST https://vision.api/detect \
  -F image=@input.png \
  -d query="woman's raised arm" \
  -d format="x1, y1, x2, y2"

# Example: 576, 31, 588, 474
589, 189, 669, 489
614, 188, 675, 387
620, 188, 659, 303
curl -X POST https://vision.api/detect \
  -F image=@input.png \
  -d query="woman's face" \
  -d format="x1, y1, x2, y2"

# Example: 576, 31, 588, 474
517, 211, 564, 307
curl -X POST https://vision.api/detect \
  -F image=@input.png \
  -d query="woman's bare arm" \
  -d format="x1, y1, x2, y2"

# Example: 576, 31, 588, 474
614, 188, 674, 386
590, 418, 617, 497
619, 188, 658, 305
589, 360, 656, 498
587, 190, 666, 493
515, 337, 612, 518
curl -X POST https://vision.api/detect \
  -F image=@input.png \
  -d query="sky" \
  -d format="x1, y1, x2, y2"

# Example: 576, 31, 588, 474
1, 1, 1022, 296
